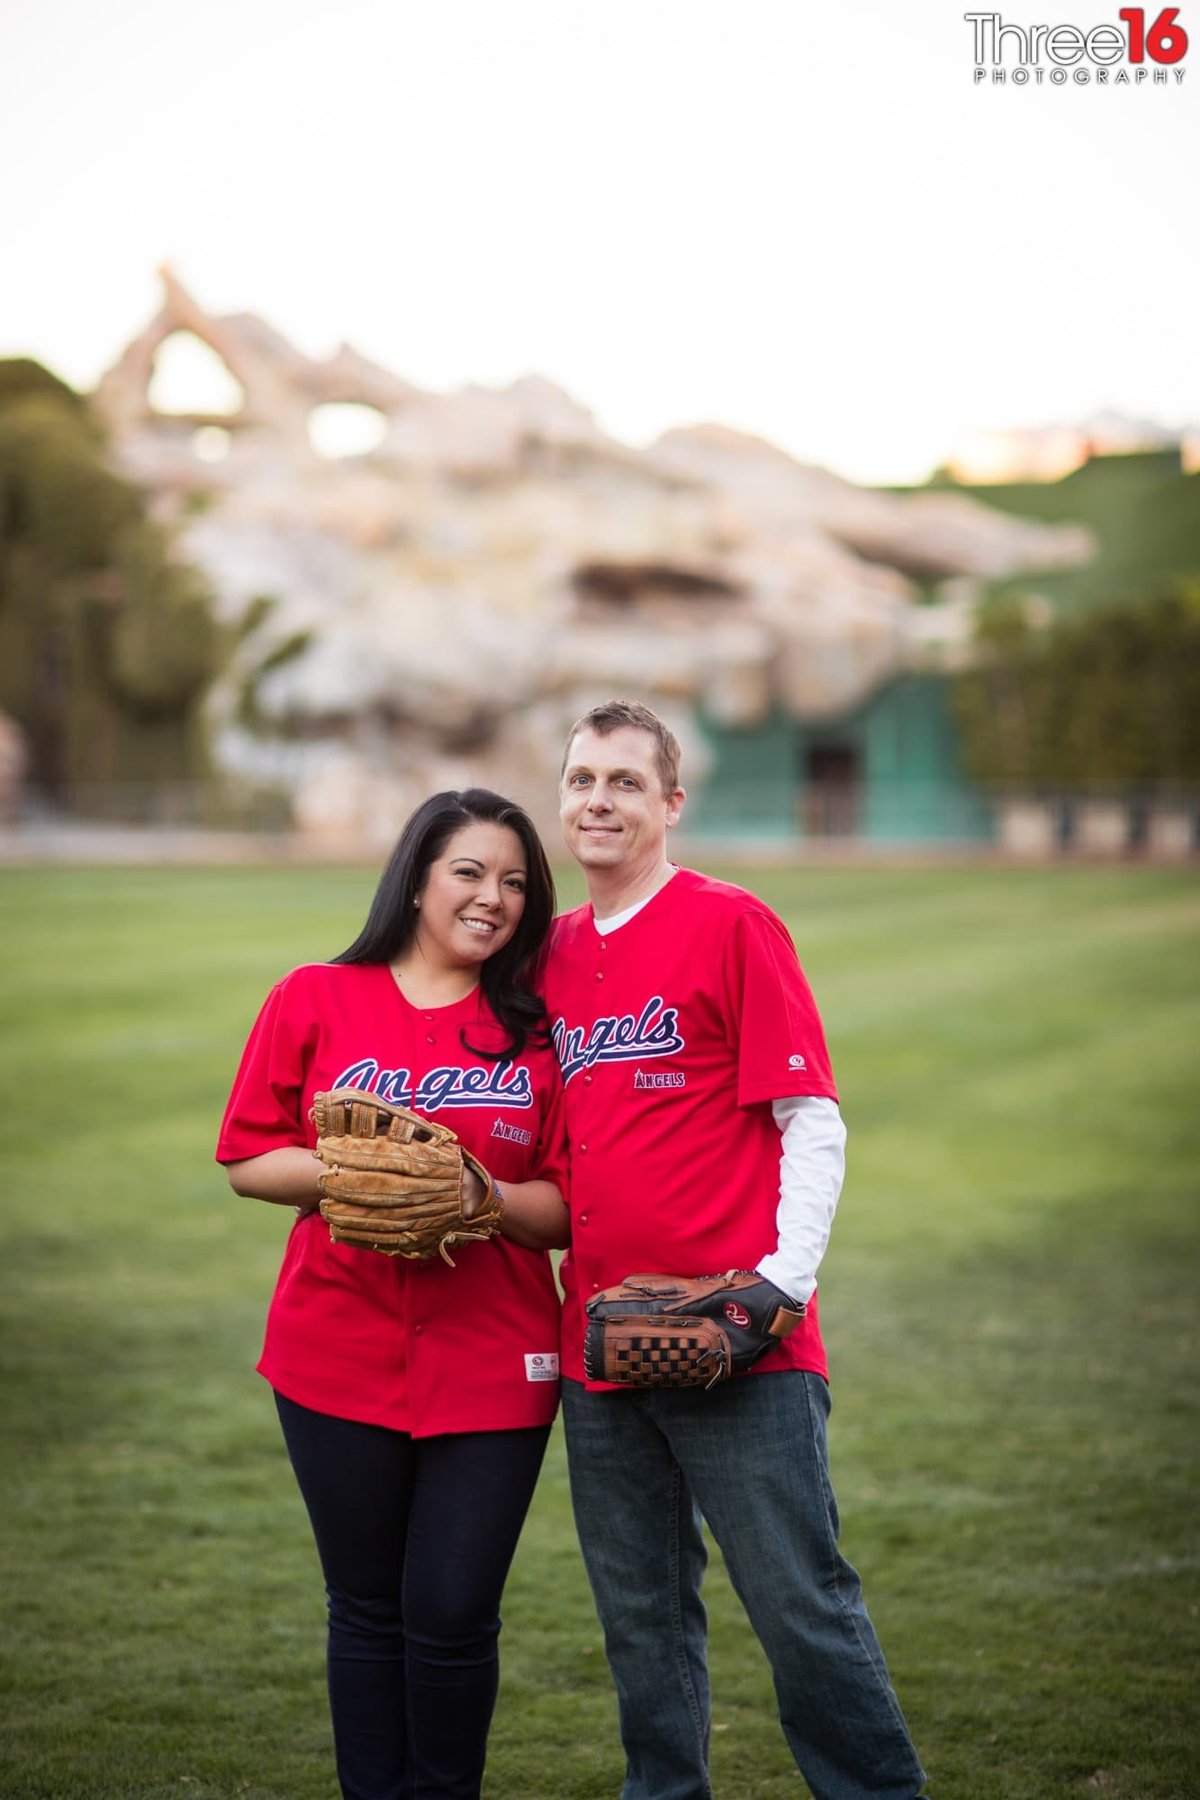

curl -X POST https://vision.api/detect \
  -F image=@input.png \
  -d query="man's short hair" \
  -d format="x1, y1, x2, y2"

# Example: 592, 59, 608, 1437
561, 699, 682, 795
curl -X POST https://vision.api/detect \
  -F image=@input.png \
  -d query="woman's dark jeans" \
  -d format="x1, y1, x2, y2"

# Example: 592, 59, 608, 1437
275, 1392, 550, 1800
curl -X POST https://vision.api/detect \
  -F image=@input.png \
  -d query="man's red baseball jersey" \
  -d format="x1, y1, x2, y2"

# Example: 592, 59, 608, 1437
541, 868, 838, 1386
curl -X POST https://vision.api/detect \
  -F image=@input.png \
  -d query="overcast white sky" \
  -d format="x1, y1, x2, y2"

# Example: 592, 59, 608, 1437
2, 0, 1195, 483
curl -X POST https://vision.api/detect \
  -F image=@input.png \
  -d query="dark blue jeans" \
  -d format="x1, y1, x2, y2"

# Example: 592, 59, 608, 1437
561, 1372, 927, 1800
275, 1393, 550, 1800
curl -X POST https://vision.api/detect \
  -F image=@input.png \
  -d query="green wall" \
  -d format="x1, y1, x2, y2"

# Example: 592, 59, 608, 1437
694, 676, 992, 843
691, 708, 799, 836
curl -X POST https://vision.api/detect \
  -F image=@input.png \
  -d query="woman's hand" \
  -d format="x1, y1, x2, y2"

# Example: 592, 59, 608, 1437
461, 1163, 488, 1214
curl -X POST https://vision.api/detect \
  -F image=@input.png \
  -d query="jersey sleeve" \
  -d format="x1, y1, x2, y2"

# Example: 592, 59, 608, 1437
215, 973, 319, 1163
719, 907, 838, 1109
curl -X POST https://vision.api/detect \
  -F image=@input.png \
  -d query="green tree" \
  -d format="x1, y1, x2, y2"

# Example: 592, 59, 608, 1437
953, 590, 1200, 788
0, 359, 220, 796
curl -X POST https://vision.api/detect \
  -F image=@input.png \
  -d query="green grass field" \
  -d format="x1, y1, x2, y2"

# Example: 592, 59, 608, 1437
1, 862, 1197, 1800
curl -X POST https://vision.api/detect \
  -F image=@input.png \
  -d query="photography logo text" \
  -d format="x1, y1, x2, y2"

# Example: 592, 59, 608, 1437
965, 7, 1188, 81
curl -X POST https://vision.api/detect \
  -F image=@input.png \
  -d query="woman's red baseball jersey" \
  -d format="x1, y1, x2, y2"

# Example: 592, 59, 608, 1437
217, 962, 566, 1435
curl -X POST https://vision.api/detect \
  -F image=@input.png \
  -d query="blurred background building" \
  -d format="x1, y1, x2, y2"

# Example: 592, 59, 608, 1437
3, 270, 1198, 857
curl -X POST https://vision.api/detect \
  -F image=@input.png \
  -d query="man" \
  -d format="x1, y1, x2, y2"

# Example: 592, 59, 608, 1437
542, 699, 928, 1800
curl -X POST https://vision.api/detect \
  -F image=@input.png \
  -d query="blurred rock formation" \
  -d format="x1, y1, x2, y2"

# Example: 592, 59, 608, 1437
93, 270, 1094, 842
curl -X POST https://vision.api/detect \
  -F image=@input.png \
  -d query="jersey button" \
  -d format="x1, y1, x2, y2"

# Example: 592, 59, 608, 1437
579, 1142, 588, 1153
595, 971, 604, 981
579, 1213, 588, 1226
426, 1034, 436, 1044
583, 1074, 593, 1086
413, 1323, 424, 1335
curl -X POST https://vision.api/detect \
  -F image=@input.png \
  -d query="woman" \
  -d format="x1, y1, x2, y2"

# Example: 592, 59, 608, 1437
217, 789, 569, 1800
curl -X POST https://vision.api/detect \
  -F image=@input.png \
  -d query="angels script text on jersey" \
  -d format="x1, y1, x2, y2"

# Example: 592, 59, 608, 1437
552, 997, 685, 1085
333, 1057, 535, 1112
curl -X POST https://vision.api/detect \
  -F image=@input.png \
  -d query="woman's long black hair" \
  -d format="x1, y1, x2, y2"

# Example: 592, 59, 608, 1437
332, 788, 555, 1061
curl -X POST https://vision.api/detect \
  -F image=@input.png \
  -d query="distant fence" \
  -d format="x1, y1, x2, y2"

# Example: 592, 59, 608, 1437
10, 781, 295, 833
990, 790, 1199, 860
4, 779, 1199, 861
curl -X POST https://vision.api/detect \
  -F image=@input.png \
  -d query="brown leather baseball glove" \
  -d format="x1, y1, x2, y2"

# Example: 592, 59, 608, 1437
310, 1088, 503, 1264
583, 1272, 806, 1388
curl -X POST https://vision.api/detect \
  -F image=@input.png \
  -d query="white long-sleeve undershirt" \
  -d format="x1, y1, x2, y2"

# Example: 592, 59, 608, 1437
755, 1095, 847, 1306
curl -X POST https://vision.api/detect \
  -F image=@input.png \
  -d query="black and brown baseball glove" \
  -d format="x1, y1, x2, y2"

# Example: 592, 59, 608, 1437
583, 1271, 806, 1388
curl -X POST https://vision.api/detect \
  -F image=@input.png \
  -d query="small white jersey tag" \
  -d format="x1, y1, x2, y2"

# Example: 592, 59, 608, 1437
524, 1352, 560, 1382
